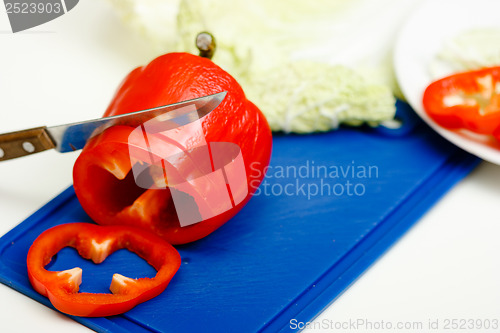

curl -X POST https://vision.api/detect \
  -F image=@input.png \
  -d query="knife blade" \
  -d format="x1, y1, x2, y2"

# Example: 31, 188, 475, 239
0, 91, 227, 162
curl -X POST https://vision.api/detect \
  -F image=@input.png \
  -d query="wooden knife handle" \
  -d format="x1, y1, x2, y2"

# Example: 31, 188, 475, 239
0, 127, 56, 161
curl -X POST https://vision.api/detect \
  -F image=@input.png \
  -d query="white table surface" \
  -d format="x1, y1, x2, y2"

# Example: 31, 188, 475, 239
0, 1, 499, 332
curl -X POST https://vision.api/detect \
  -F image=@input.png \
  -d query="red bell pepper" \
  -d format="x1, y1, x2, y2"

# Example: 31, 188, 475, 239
422, 66, 500, 135
27, 223, 181, 317
73, 52, 272, 244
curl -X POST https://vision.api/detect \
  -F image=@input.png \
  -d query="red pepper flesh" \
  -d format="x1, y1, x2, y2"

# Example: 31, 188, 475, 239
27, 223, 181, 317
73, 52, 272, 244
422, 66, 500, 135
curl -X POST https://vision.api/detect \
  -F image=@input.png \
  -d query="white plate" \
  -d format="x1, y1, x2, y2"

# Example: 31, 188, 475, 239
394, 0, 500, 165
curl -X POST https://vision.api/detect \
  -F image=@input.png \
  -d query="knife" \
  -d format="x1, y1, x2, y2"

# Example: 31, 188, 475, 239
0, 91, 227, 162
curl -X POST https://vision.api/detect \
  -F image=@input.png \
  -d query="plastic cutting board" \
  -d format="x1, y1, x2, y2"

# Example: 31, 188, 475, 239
0, 102, 480, 332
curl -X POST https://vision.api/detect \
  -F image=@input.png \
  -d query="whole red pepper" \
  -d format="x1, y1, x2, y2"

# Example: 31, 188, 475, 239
73, 52, 272, 244
423, 66, 500, 135
27, 223, 181, 317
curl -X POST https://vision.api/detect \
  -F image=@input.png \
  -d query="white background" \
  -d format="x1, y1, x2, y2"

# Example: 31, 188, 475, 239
0, 1, 498, 332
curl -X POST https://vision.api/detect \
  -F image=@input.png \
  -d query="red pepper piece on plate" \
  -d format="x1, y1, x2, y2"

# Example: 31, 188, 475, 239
73, 52, 272, 245
422, 66, 500, 135
27, 223, 181, 317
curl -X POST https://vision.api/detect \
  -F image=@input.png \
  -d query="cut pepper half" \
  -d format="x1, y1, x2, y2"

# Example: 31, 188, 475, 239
73, 53, 272, 245
423, 66, 500, 135
27, 223, 181, 317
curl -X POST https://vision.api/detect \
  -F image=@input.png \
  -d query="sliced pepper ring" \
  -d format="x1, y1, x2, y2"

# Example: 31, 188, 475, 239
422, 66, 500, 135
27, 223, 181, 317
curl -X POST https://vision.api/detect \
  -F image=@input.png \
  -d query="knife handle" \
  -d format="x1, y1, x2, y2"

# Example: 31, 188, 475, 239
0, 127, 56, 161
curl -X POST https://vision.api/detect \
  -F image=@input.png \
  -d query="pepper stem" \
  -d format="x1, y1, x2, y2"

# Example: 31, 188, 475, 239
196, 32, 216, 59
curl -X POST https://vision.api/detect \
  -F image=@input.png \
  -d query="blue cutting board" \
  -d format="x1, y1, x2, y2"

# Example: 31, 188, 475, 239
0, 102, 479, 333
